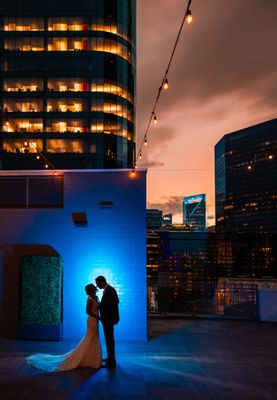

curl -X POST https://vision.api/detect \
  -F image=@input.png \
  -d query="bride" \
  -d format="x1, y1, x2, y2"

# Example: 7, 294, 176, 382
26, 284, 102, 371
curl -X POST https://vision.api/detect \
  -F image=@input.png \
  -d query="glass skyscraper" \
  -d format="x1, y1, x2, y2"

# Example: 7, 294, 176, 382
0, 0, 136, 169
183, 194, 206, 232
215, 118, 277, 233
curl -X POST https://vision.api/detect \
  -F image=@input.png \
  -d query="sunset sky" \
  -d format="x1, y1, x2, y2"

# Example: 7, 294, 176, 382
136, 0, 277, 225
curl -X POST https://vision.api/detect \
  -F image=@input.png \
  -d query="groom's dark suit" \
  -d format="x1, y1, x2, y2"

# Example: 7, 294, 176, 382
99, 285, 119, 366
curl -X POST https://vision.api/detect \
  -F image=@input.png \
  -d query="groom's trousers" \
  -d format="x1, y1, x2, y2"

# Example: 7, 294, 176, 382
102, 322, 115, 363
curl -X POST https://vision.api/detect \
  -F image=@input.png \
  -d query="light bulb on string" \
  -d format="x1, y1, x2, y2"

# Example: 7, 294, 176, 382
139, 152, 142, 160
45, 164, 49, 169
137, 0, 195, 164
268, 155, 273, 160
247, 165, 252, 171
186, 10, 193, 24
163, 78, 169, 90
24, 141, 28, 146
134, 162, 138, 169
36, 155, 40, 160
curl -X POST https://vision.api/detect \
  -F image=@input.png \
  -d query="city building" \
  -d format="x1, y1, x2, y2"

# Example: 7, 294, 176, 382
215, 118, 277, 233
183, 194, 206, 232
146, 209, 163, 230
0, 0, 136, 170
162, 213, 172, 226
148, 229, 276, 314
146, 209, 163, 311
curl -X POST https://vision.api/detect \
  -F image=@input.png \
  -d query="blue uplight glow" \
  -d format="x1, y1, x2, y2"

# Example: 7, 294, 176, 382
0, 170, 147, 343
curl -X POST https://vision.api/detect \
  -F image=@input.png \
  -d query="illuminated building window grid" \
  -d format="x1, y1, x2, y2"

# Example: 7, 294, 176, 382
2, 137, 97, 155
3, 98, 133, 121
0, 4, 136, 169
215, 120, 276, 233
2, 82, 134, 138
2, 17, 133, 45
3, 36, 134, 64
2, 79, 133, 102
2, 118, 133, 140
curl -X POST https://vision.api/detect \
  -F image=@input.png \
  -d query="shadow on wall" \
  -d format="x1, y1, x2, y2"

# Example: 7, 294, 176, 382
0, 244, 60, 338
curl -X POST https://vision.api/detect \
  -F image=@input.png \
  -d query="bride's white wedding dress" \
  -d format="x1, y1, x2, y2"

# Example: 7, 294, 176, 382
26, 297, 101, 372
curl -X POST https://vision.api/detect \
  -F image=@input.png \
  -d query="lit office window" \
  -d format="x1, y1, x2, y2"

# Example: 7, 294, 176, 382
91, 38, 131, 63
48, 38, 89, 51
47, 79, 89, 92
2, 139, 43, 154
3, 18, 44, 31
3, 78, 43, 92
91, 121, 129, 138
4, 37, 44, 51
47, 99, 87, 112
46, 120, 87, 133
3, 99, 43, 112
2, 119, 43, 132
91, 81, 133, 102
91, 101, 133, 122
91, 19, 131, 44
46, 139, 87, 153
48, 18, 87, 31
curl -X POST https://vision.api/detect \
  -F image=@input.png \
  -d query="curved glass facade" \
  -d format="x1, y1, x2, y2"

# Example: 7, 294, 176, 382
0, 0, 136, 169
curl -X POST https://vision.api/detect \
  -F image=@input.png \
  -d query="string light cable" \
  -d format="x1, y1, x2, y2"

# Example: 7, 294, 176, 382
19, 133, 57, 174
4, 112, 58, 174
133, 0, 193, 172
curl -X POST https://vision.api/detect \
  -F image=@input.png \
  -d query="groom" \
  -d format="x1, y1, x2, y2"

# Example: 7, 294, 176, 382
95, 275, 119, 368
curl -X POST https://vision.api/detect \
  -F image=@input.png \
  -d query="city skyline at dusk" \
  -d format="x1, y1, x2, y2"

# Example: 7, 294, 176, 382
137, 0, 277, 225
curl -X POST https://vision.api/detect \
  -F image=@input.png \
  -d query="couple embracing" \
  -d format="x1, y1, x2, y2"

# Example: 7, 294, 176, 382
27, 276, 119, 371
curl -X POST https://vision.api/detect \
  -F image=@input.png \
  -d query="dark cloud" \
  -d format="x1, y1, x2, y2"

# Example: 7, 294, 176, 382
136, 120, 179, 165
147, 195, 184, 216
173, 1, 277, 98
137, 0, 277, 144
138, 1, 276, 222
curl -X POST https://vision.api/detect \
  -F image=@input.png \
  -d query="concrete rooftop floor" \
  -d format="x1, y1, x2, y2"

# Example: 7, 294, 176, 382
0, 318, 276, 400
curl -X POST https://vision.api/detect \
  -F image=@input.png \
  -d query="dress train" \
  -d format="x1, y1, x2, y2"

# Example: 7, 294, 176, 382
26, 301, 101, 372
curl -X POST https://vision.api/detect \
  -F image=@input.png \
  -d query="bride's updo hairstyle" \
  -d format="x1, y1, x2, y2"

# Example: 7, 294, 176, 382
85, 283, 96, 296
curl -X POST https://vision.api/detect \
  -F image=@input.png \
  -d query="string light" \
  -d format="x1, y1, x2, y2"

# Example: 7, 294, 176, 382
133, 0, 193, 171
268, 155, 273, 159
163, 78, 169, 90
18, 132, 57, 174
3, 106, 56, 174
247, 165, 252, 171
186, 10, 193, 24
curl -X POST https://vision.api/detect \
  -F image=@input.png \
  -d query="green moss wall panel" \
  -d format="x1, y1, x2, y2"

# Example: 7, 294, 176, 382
20, 255, 63, 325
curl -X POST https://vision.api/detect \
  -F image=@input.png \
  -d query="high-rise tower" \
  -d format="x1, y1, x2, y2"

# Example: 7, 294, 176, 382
183, 194, 206, 232
0, 0, 136, 169
215, 118, 277, 233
